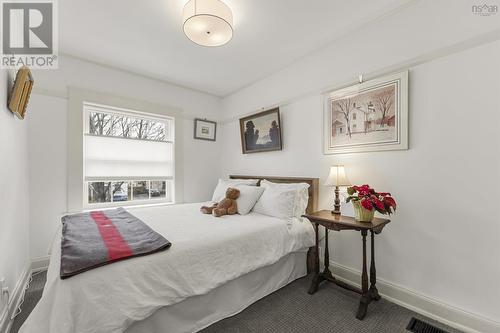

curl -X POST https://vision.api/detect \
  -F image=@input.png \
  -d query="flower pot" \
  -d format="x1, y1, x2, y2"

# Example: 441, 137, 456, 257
352, 201, 375, 222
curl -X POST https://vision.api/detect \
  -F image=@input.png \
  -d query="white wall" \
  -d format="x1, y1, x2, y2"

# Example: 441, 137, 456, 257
27, 94, 67, 262
219, 1, 500, 329
27, 55, 223, 260
222, 0, 499, 117
0, 71, 30, 320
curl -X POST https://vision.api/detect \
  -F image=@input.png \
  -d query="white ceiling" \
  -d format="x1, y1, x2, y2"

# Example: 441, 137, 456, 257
60, 0, 409, 97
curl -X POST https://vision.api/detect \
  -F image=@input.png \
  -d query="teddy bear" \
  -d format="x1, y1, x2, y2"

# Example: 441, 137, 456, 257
200, 187, 240, 217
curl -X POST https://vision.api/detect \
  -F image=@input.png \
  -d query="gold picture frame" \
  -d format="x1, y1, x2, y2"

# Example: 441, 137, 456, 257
8, 66, 34, 119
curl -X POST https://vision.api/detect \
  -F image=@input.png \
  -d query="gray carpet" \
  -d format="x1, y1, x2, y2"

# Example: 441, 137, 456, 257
10, 270, 46, 333
11, 271, 462, 333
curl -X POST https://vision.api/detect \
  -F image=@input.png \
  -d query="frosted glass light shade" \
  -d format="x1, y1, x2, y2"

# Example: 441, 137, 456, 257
183, 0, 233, 47
324, 165, 351, 187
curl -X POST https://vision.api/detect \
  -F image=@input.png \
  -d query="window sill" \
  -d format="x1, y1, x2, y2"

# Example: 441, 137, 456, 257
83, 200, 176, 212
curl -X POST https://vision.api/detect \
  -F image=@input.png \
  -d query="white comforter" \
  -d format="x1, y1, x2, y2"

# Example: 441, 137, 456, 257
20, 203, 314, 333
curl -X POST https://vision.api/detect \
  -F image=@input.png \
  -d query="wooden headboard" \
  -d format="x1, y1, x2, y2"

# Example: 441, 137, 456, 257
229, 175, 319, 214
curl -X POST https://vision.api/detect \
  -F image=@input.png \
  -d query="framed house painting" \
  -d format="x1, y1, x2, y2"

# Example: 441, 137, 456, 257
194, 118, 217, 141
239, 108, 282, 154
323, 71, 408, 154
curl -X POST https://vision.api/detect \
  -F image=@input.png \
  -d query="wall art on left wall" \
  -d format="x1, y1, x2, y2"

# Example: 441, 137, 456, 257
8, 66, 34, 119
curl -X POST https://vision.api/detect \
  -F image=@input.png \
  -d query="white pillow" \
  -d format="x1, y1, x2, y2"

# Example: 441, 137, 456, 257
211, 178, 259, 202
231, 178, 259, 185
263, 180, 310, 217
233, 185, 265, 215
253, 180, 310, 219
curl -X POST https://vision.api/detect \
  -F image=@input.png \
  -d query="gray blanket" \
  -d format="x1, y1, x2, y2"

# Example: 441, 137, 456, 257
60, 208, 171, 279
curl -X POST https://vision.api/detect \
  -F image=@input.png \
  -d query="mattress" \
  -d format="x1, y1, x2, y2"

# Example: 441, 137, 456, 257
20, 203, 315, 333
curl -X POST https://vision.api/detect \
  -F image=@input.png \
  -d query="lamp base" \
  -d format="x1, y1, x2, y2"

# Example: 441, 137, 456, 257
332, 186, 341, 215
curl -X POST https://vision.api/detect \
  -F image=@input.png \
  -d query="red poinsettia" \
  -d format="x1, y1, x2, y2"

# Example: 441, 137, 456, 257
346, 184, 397, 215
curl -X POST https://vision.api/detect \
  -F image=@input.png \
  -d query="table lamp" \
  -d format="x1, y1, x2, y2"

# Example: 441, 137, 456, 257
325, 165, 351, 214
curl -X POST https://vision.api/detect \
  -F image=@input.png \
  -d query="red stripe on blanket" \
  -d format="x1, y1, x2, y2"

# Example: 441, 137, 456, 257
90, 211, 133, 260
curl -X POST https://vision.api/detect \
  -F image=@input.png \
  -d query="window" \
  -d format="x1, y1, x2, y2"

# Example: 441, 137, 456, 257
352, 112, 357, 120
83, 103, 174, 207
352, 124, 357, 130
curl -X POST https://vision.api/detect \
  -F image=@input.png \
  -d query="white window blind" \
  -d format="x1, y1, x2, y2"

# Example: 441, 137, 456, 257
84, 135, 173, 181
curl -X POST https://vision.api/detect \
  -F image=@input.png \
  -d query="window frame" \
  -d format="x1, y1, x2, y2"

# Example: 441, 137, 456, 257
82, 102, 175, 209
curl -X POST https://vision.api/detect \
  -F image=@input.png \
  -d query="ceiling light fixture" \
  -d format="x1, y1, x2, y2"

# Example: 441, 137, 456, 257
182, 0, 233, 47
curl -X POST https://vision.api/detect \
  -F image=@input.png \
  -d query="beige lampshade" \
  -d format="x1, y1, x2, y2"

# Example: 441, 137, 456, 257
183, 0, 233, 47
324, 165, 351, 186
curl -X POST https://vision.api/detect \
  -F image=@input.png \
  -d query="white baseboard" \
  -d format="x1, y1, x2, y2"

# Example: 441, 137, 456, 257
0, 264, 31, 333
327, 260, 500, 333
30, 256, 50, 273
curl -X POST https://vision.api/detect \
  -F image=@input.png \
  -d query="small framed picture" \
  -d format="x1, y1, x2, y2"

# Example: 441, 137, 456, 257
239, 108, 282, 154
194, 118, 217, 141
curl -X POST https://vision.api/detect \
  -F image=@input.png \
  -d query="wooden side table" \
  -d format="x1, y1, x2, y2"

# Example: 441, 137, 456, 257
303, 210, 390, 320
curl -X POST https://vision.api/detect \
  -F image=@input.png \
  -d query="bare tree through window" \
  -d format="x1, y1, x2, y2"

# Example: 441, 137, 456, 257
89, 112, 167, 141
88, 180, 168, 204
88, 181, 127, 203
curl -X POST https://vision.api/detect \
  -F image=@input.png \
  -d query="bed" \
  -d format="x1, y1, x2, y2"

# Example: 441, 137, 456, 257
19, 176, 319, 333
